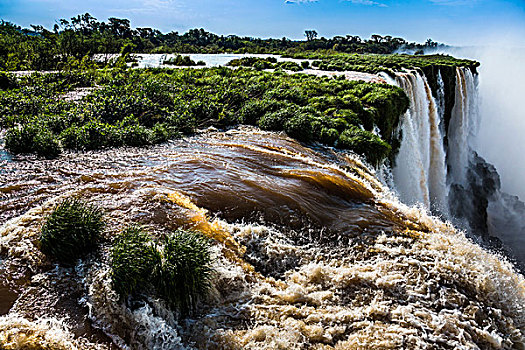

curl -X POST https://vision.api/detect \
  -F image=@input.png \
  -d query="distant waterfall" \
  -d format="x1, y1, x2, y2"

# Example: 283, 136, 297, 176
389, 71, 448, 215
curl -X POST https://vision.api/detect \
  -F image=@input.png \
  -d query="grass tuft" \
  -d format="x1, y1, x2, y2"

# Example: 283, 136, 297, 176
40, 197, 104, 265
155, 230, 213, 315
111, 226, 161, 297
110, 228, 213, 316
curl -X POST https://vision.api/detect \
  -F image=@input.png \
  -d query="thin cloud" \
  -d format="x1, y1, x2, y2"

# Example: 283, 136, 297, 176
343, 0, 388, 7
285, 0, 318, 4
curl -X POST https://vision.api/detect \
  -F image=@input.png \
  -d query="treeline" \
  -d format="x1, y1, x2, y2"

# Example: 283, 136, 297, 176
0, 13, 443, 70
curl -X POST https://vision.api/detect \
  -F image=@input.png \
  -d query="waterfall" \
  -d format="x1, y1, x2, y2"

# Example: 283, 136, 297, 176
390, 71, 448, 215
447, 67, 480, 185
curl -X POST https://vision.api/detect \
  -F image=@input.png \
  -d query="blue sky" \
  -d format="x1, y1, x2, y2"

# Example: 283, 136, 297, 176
1, 0, 524, 46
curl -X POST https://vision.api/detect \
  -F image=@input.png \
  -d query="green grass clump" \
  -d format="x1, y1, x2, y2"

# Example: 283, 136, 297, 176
277, 61, 302, 72
227, 57, 303, 72
110, 228, 213, 316
40, 197, 104, 265
111, 226, 161, 297
155, 230, 213, 314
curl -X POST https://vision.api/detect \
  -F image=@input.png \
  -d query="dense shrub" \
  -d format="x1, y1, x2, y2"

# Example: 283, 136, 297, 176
151, 123, 179, 144
284, 113, 314, 141
238, 100, 267, 125
5, 122, 61, 158
5, 123, 40, 154
258, 108, 295, 131
320, 127, 339, 145
277, 61, 302, 72
40, 198, 104, 265
120, 124, 152, 147
0, 71, 18, 90
111, 226, 161, 297
60, 121, 122, 150
338, 126, 391, 165
33, 129, 61, 158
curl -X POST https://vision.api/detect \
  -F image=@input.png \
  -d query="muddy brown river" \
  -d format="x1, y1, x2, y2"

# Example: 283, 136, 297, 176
0, 128, 524, 349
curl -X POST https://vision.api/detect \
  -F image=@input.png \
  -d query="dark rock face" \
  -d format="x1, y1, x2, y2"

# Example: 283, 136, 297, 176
487, 192, 525, 269
449, 152, 501, 237
448, 151, 525, 271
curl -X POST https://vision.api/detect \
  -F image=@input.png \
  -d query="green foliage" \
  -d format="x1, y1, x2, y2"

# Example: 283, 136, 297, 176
0, 71, 17, 89
309, 53, 432, 74
60, 121, 122, 150
338, 126, 391, 166
277, 61, 302, 72
320, 127, 339, 145
111, 226, 161, 297
228, 57, 275, 70
0, 68, 413, 164
5, 122, 61, 158
120, 123, 152, 147
284, 112, 314, 142
227, 57, 303, 72
0, 14, 478, 72
151, 123, 179, 143
40, 197, 104, 265
258, 108, 294, 131
155, 230, 213, 315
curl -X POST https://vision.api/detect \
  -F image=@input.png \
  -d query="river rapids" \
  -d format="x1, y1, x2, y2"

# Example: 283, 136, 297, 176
0, 128, 524, 349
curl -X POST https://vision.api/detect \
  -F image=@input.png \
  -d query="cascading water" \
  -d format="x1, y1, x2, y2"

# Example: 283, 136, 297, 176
390, 65, 525, 267
387, 71, 448, 216
447, 67, 480, 186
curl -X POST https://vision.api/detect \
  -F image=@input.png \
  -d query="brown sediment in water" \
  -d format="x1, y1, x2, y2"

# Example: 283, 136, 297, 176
0, 128, 524, 349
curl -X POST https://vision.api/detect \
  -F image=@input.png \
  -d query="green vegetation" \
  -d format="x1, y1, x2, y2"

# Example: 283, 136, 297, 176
228, 57, 303, 72
40, 197, 104, 265
0, 67, 409, 164
111, 227, 213, 315
0, 15, 478, 164
111, 226, 161, 297
1, 14, 446, 71
156, 230, 213, 314
288, 52, 478, 130
163, 55, 205, 66
289, 53, 480, 76
5, 121, 61, 158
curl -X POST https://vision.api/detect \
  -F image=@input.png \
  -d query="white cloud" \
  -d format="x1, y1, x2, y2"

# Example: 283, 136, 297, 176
285, 0, 318, 4
343, 0, 387, 7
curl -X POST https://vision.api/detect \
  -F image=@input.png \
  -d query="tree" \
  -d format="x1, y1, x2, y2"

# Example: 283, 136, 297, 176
304, 30, 318, 41
425, 38, 438, 48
